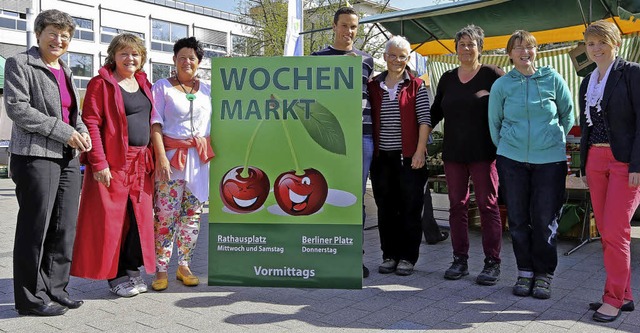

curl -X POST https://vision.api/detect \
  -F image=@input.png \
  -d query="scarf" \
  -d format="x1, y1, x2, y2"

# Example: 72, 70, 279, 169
584, 62, 614, 126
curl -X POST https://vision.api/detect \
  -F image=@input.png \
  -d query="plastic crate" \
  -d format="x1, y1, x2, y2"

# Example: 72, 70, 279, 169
433, 180, 448, 194
427, 138, 443, 157
0, 146, 8, 165
569, 151, 581, 168
427, 164, 444, 176
559, 213, 598, 239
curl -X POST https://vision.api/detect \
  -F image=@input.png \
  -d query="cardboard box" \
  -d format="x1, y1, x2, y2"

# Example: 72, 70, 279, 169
569, 42, 597, 77
468, 205, 509, 231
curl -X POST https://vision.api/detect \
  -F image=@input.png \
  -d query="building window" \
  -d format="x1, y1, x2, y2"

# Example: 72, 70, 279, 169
231, 34, 250, 56
0, 9, 26, 31
100, 27, 145, 44
202, 42, 227, 56
194, 27, 227, 54
197, 68, 211, 81
72, 17, 94, 42
63, 52, 93, 89
151, 19, 187, 52
152, 63, 175, 83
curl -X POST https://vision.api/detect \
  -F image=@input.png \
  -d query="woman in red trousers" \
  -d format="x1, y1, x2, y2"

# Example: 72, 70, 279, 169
580, 20, 640, 323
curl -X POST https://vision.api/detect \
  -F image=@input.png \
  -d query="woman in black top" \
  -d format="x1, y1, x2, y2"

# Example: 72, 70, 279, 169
72, 33, 164, 299
429, 25, 504, 285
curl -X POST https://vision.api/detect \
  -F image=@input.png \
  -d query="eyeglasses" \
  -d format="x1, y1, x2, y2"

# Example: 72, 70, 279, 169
513, 45, 536, 52
385, 53, 409, 62
46, 32, 71, 42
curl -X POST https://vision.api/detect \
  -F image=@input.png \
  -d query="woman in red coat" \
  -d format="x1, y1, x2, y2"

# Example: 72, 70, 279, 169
71, 33, 163, 298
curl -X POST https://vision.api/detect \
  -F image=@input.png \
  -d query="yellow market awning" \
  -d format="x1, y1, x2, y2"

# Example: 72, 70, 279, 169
361, 0, 640, 56
414, 18, 640, 55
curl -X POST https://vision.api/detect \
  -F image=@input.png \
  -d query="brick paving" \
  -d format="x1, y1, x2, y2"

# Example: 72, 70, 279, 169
0, 177, 638, 332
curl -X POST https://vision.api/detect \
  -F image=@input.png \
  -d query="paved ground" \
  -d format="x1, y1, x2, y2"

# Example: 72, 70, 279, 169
1, 177, 640, 332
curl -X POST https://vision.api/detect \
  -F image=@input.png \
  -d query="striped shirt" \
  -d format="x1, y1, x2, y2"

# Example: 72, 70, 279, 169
378, 79, 430, 151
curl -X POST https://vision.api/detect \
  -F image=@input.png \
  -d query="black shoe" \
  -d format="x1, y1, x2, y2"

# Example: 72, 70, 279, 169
17, 302, 68, 316
363, 265, 370, 278
593, 309, 621, 322
512, 276, 533, 296
54, 297, 84, 309
531, 276, 552, 299
378, 259, 397, 274
444, 256, 468, 280
426, 231, 449, 245
476, 258, 500, 286
589, 301, 635, 312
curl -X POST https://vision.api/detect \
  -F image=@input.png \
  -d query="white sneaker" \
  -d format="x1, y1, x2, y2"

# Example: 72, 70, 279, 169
395, 260, 415, 276
130, 275, 148, 293
110, 281, 140, 297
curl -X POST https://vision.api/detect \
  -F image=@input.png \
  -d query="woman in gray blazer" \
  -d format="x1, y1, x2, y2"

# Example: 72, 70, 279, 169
4, 9, 91, 316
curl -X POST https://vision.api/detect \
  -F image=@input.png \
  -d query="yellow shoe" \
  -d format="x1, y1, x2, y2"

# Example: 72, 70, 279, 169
176, 268, 199, 286
151, 278, 168, 291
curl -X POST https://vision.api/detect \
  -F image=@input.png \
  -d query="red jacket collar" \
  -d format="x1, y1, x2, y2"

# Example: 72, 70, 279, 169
98, 65, 150, 89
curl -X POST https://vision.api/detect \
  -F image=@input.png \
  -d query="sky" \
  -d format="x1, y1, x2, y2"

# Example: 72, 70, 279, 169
191, 0, 436, 14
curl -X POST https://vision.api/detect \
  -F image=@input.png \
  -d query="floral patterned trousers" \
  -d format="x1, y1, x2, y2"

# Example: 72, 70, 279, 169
154, 179, 204, 272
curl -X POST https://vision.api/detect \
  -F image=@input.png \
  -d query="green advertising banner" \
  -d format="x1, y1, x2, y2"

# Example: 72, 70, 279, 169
208, 56, 363, 289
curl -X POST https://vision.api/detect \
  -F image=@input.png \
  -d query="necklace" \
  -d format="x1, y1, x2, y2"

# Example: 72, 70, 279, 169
176, 77, 197, 101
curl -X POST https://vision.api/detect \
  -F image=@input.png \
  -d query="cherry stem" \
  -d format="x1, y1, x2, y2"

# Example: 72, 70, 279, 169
271, 94, 302, 174
280, 116, 302, 174
241, 119, 265, 178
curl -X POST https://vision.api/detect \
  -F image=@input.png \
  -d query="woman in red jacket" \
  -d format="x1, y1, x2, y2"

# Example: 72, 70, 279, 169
368, 36, 430, 276
71, 33, 164, 298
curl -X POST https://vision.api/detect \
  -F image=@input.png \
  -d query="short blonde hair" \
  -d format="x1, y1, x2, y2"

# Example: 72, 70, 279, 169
506, 30, 537, 64
104, 33, 147, 72
584, 20, 621, 48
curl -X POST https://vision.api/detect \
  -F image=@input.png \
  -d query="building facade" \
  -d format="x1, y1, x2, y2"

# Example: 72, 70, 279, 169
0, 0, 255, 87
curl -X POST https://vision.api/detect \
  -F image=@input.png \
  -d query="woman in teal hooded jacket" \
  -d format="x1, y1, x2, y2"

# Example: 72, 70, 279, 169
488, 30, 574, 300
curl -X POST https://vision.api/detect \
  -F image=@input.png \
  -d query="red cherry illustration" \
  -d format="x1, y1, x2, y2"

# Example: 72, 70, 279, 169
220, 166, 270, 213
274, 168, 328, 216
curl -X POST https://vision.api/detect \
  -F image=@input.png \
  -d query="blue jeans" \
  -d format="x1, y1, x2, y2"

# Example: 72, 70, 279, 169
362, 134, 374, 224
496, 155, 566, 277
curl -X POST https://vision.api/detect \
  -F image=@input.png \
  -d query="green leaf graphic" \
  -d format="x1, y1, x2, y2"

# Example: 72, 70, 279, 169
293, 101, 347, 155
